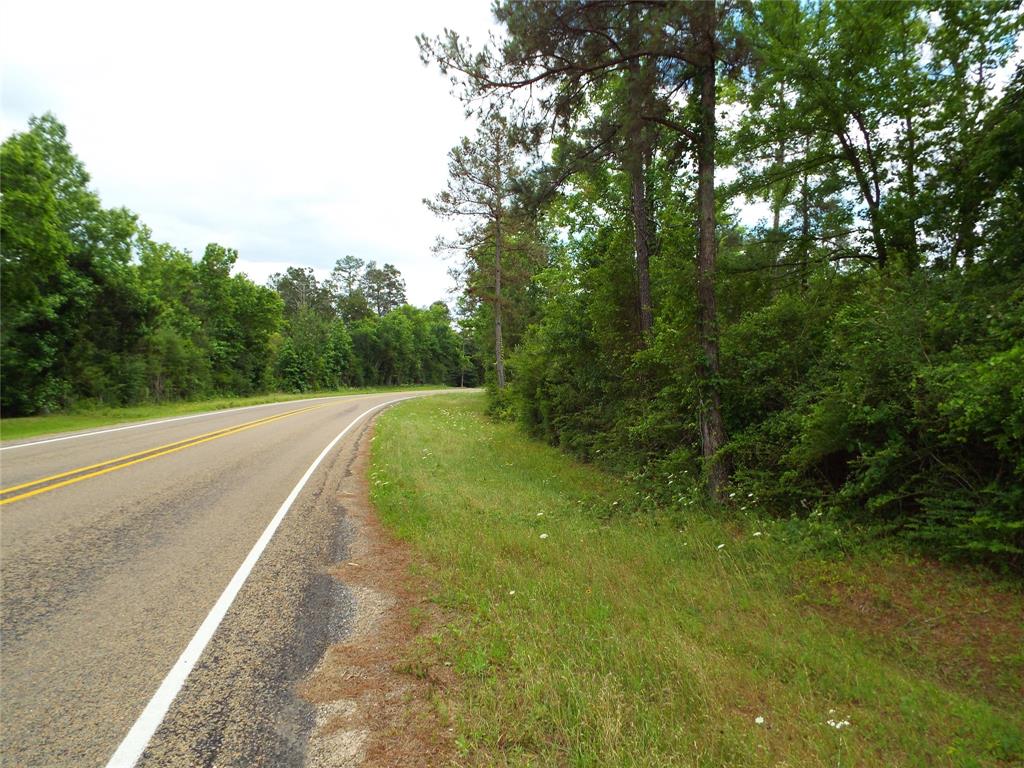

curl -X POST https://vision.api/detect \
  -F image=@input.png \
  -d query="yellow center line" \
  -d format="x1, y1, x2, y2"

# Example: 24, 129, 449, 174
0, 404, 322, 495
0, 404, 328, 506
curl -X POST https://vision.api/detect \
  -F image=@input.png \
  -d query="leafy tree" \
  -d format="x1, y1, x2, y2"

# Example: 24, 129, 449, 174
1, 120, 74, 412
331, 255, 373, 322
924, 0, 1021, 267
426, 112, 531, 390
268, 266, 334, 319
1, 113, 151, 411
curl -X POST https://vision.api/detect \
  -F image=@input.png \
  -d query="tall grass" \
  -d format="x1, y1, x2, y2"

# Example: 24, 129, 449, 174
371, 394, 1023, 767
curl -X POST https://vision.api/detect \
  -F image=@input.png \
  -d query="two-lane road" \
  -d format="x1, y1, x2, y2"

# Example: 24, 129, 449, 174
0, 392, 441, 767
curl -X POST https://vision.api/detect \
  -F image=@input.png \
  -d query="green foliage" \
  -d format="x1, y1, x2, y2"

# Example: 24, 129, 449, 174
0, 115, 466, 417
427, 3, 1024, 568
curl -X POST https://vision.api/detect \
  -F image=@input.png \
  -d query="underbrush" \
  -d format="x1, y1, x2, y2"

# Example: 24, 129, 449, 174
511, 266, 1024, 569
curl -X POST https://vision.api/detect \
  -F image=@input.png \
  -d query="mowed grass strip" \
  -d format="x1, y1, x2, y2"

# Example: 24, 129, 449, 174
371, 393, 1023, 768
0, 385, 447, 443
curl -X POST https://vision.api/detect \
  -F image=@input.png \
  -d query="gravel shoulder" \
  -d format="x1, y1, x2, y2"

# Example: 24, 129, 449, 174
299, 422, 455, 768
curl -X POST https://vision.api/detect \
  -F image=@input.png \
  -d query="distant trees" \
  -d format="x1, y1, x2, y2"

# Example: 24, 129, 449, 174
0, 115, 466, 415
268, 256, 461, 391
421, 1, 1024, 564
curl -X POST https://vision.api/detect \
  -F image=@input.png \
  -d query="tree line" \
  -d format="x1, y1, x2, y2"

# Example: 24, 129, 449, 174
422, 0, 1023, 565
1, 115, 473, 416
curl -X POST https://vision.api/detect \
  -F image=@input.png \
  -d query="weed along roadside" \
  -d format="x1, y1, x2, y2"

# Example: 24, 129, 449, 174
369, 393, 1023, 767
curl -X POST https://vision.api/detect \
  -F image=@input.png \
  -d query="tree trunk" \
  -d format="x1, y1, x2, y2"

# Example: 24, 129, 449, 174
769, 136, 784, 292
902, 114, 919, 271
694, 1, 729, 500
625, 38, 654, 338
836, 129, 888, 268
799, 136, 811, 290
629, 154, 654, 335
494, 213, 506, 390
799, 173, 811, 290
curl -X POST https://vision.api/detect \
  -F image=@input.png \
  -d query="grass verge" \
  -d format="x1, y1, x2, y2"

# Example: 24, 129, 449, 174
0, 385, 449, 442
371, 393, 1023, 768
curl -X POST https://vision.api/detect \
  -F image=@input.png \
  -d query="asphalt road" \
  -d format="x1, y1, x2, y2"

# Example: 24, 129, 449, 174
0, 392, 441, 767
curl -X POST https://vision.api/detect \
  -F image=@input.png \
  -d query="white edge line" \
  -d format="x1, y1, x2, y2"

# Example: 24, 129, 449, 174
0, 392, 402, 452
104, 396, 413, 768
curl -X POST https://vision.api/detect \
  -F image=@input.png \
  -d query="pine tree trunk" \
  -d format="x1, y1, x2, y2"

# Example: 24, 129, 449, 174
630, 155, 654, 336
625, 35, 654, 338
769, 138, 783, 293
800, 146, 811, 291
694, 1, 729, 499
903, 112, 919, 270
494, 214, 506, 390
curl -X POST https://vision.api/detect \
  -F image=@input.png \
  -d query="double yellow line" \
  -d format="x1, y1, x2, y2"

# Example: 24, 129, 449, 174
0, 404, 326, 506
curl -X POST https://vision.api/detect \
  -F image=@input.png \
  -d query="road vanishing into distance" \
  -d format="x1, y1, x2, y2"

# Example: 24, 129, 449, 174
0, 391, 445, 767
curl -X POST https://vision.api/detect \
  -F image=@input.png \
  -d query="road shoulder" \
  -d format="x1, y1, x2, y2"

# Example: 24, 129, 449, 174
299, 421, 455, 768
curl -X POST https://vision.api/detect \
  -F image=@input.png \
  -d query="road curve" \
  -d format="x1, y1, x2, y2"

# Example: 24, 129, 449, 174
0, 391, 446, 767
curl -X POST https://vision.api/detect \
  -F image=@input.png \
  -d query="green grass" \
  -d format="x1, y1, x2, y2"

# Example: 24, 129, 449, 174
0, 385, 449, 442
371, 393, 1024, 768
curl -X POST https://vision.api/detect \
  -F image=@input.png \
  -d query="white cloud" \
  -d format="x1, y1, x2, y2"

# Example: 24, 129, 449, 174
0, 0, 495, 306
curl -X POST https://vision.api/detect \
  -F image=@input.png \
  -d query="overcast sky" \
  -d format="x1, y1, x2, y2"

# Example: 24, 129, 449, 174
5, 3, 1018, 307
1, 0, 496, 306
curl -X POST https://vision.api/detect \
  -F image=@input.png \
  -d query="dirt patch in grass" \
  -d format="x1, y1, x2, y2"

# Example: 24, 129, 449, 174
795, 554, 1024, 709
298, 425, 455, 768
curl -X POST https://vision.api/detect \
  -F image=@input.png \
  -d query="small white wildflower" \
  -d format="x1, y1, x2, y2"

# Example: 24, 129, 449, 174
540, 533, 549, 539
729, 492, 736, 498
826, 713, 851, 729
754, 716, 765, 725
508, 590, 516, 596
537, 512, 544, 517
717, 544, 725, 550
753, 531, 763, 537
748, 492, 754, 498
